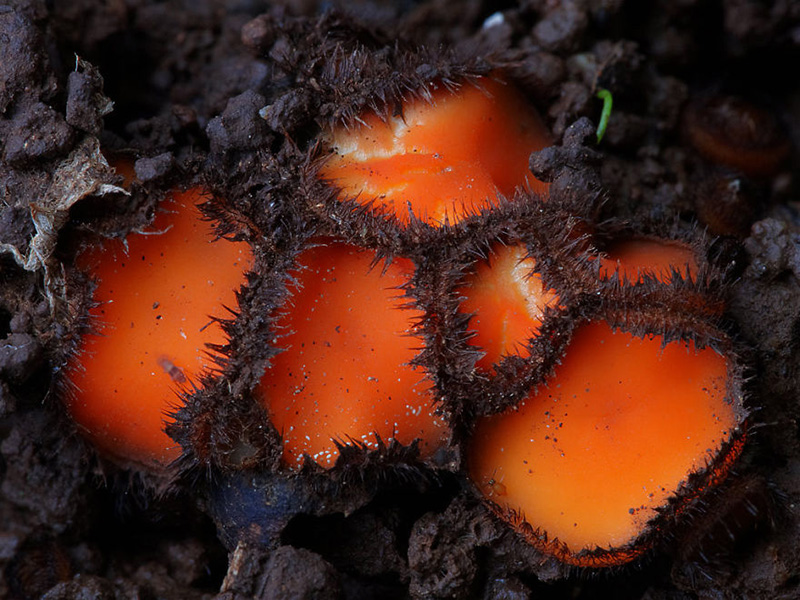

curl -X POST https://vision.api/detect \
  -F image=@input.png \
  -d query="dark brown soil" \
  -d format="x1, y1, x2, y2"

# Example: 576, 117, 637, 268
2, 1, 799, 599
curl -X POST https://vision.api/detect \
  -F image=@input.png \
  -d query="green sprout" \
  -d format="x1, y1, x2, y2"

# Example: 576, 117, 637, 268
595, 88, 613, 143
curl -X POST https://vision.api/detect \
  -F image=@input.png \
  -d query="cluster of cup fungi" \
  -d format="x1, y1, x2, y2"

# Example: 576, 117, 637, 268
59, 46, 756, 573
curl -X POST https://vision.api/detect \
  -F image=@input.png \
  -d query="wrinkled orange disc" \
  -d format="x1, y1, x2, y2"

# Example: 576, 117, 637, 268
457, 243, 559, 371
320, 77, 551, 225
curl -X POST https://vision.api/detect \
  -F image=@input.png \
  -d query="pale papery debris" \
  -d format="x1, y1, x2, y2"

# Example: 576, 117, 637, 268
0, 138, 127, 312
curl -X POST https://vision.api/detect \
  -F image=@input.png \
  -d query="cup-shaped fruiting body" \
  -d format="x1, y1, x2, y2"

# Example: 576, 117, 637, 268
65, 187, 253, 469
594, 235, 727, 330
599, 237, 698, 285
467, 321, 745, 567
456, 243, 559, 371
682, 95, 791, 177
318, 77, 551, 225
256, 240, 449, 468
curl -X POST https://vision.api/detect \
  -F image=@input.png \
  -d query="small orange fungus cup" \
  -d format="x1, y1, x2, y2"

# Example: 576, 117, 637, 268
457, 244, 559, 371
66, 187, 253, 469
319, 77, 551, 225
468, 321, 743, 567
599, 238, 698, 284
257, 241, 449, 468
682, 96, 791, 177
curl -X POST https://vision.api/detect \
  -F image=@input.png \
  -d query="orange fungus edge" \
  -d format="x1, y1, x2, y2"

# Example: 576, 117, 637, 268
599, 238, 699, 285
467, 321, 742, 567
65, 187, 254, 469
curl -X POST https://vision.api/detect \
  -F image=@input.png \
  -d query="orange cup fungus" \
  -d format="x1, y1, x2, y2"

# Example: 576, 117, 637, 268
65, 187, 253, 469
256, 241, 448, 468
467, 321, 744, 567
599, 237, 698, 285
682, 96, 791, 177
456, 243, 559, 371
319, 77, 551, 225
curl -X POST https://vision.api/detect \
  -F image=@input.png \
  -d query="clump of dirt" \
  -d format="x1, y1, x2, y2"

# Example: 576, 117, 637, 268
1, 1, 799, 599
